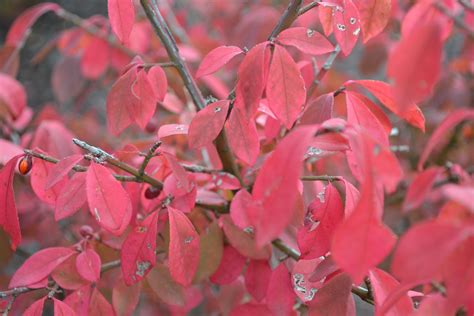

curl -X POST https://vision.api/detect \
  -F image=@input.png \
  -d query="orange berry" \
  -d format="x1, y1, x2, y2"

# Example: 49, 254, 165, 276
18, 155, 32, 175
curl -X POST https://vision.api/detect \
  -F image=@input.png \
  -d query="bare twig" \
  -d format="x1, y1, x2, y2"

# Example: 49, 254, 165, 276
301, 175, 342, 182
308, 45, 341, 97
269, 0, 304, 39
458, 0, 474, 12
298, 1, 321, 16
138, 141, 162, 176
433, 2, 474, 39
100, 259, 122, 274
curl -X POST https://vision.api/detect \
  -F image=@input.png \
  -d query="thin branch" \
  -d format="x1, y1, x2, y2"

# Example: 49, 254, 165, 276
100, 259, 122, 274
269, 0, 304, 39
307, 45, 341, 97
433, 2, 474, 39
138, 141, 162, 176
272, 238, 301, 260
458, 0, 474, 12
1, 295, 15, 316
298, 1, 321, 16
181, 164, 220, 174
301, 175, 342, 182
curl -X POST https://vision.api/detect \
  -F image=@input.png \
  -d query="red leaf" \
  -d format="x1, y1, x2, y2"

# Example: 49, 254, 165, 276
196, 46, 244, 78
298, 183, 344, 259
86, 163, 132, 235
106, 65, 157, 135
266, 44, 306, 129
210, 245, 246, 285
300, 93, 334, 125
355, 0, 391, 43
147, 65, 168, 102
391, 220, 466, 284
81, 37, 110, 79
418, 109, 474, 170
51, 255, 88, 290
64, 285, 92, 315
266, 263, 295, 316
387, 14, 443, 109
442, 185, 474, 213
252, 126, 315, 246
188, 100, 230, 149
121, 211, 159, 285
319, 6, 334, 36
30, 157, 67, 205
345, 80, 425, 131
23, 297, 46, 316
55, 172, 87, 221
345, 90, 388, 145
0, 140, 23, 166
46, 154, 83, 190
146, 264, 185, 307
402, 167, 443, 212
225, 107, 260, 165
167, 206, 200, 286
9, 247, 76, 288
230, 303, 272, 316
31, 121, 79, 158
76, 249, 101, 283
333, 0, 361, 56
309, 273, 355, 316
53, 298, 77, 316
157, 123, 188, 139
0, 155, 22, 250
6, 2, 60, 47
108, 0, 135, 44
89, 288, 115, 316
235, 42, 270, 119
245, 260, 271, 302
230, 189, 255, 230
368, 269, 414, 316
0, 73, 27, 119
342, 178, 360, 217
277, 27, 334, 55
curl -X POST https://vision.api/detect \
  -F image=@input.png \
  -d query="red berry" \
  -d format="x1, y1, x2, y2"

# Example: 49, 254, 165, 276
18, 155, 33, 175
144, 186, 161, 199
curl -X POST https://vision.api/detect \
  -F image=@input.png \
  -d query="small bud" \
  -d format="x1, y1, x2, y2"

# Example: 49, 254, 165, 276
144, 186, 162, 199
79, 225, 94, 239
18, 155, 33, 175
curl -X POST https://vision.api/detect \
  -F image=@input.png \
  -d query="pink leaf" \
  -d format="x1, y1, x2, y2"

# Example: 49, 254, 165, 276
76, 249, 101, 283
210, 245, 246, 285
333, 0, 361, 56
86, 163, 132, 235
121, 210, 159, 285
6, 2, 60, 47
0, 73, 27, 119
9, 247, 76, 288
266, 44, 306, 129
89, 288, 115, 316
355, 0, 391, 43
403, 167, 443, 212
368, 269, 414, 316
252, 126, 315, 246
244, 260, 271, 302
108, 0, 135, 44
23, 297, 46, 316
230, 303, 272, 316
112, 278, 141, 316
46, 154, 83, 190
266, 263, 295, 316
225, 107, 260, 165
55, 172, 87, 221
157, 124, 188, 139
345, 80, 425, 131
188, 100, 230, 149
418, 109, 474, 170
442, 185, 474, 213
168, 206, 200, 286
147, 65, 168, 102
235, 42, 270, 119
196, 46, 244, 78
277, 27, 334, 55
309, 273, 355, 316
0, 155, 22, 250
0, 140, 23, 166
30, 156, 67, 205
81, 37, 110, 79
300, 93, 334, 125
53, 298, 77, 316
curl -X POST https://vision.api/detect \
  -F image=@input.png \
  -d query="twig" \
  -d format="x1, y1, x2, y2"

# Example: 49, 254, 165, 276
0, 287, 36, 299
1, 295, 15, 316
433, 2, 474, 39
458, 0, 474, 12
47, 283, 60, 299
100, 259, 122, 274
269, 0, 304, 39
272, 238, 301, 260
301, 175, 342, 182
138, 141, 162, 176
307, 45, 341, 97
181, 164, 220, 174
298, 1, 321, 16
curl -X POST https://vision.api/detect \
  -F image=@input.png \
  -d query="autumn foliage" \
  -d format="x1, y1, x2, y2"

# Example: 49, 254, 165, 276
0, 0, 473, 315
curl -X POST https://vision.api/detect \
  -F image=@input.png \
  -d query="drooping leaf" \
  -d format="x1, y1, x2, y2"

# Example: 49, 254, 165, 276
146, 264, 185, 307
86, 163, 132, 235
112, 278, 141, 316
6, 2, 60, 47
81, 36, 110, 79
30, 156, 67, 205
157, 123, 188, 139
225, 107, 260, 165
0, 155, 22, 250
354, 0, 391, 43
266, 44, 306, 129
244, 260, 271, 302
299, 93, 334, 125
209, 245, 246, 285
196, 46, 244, 78
23, 297, 46, 316
442, 185, 474, 213
76, 249, 101, 283
55, 172, 87, 221
230, 303, 272, 316
266, 263, 295, 316
89, 288, 115, 316
31, 120, 80, 158
252, 126, 315, 246
276, 27, 334, 55
309, 273, 355, 316
108, 0, 135, 44
167, 206, 200, 286
0, 73, 27, 120
418, 109, 474, 170
188, 100, 230, 149
333, 0, 361, 56
45, 154, 83, 190
9, 247, 76, 288
121, 210, 159, 285
193, 222, 224, 283
147, 65, 168, 102
51, 255, 88, 290
53, 297, 78, 316
402, 167, 443, 212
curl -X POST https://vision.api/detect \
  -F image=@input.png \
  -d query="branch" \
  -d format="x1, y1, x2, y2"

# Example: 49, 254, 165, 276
433, 2, 474, 39
138, 141, 162, 176
269, 0, 304, 39
458, 0, 474, 12
307, 45, 341, 97
301, 175, 342, 182
298, 1, 321, 16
